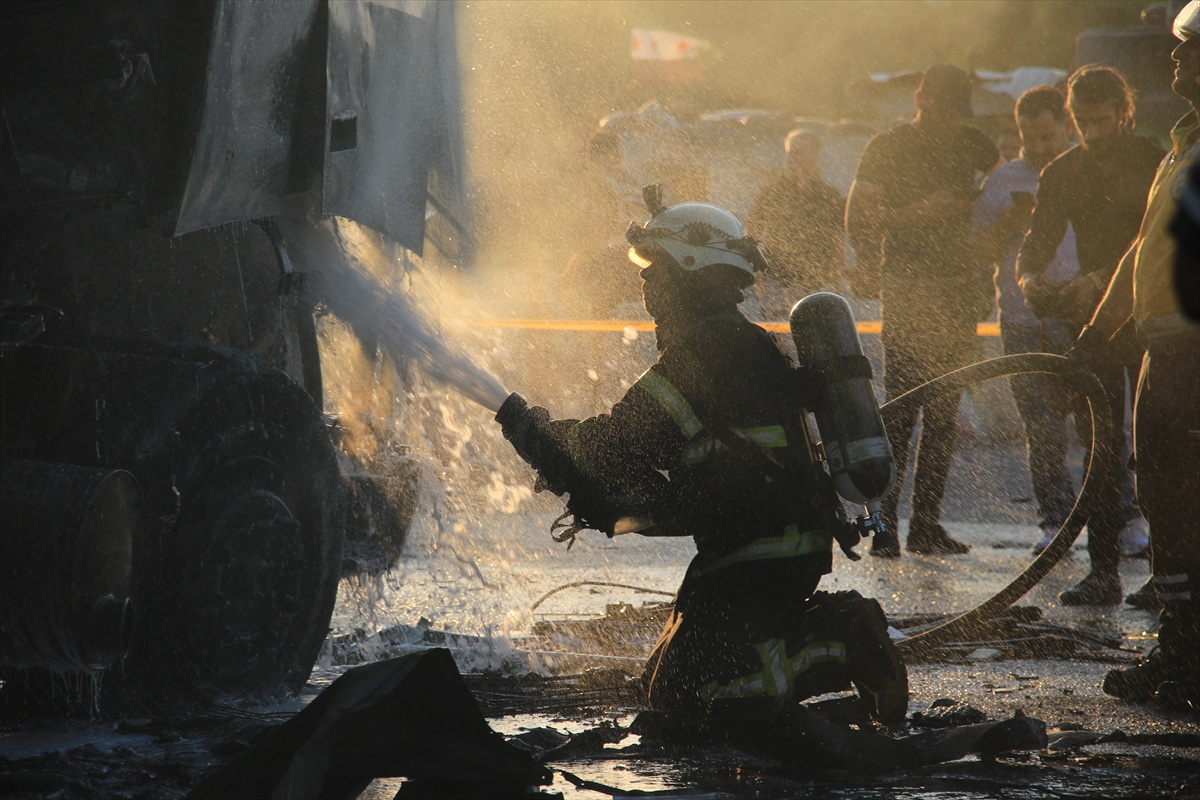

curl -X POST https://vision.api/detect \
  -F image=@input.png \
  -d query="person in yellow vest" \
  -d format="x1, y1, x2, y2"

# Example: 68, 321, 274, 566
1073, 0, 1199, 711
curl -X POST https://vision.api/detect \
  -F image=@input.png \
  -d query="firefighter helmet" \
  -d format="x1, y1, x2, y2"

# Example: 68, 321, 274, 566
1174, 0, 1199, 39
625, 202, 768, 278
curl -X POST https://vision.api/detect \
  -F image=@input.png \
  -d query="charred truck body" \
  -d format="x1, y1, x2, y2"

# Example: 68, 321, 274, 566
1, 0, 465, 702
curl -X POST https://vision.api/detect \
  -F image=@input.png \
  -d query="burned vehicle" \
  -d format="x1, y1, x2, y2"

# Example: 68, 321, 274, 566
1, 0, 464, 701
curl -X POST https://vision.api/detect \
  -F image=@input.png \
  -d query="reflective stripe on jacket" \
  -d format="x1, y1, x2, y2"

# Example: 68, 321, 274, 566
531, 312, 836, 573
701, 639, 847, 702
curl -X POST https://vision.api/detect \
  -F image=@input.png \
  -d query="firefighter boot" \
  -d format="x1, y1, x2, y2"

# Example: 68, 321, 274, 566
1103, 646, 1182, 701
843, 596, 908, 724
1125, 578, 1161, 611
1104, 603, 1199, 702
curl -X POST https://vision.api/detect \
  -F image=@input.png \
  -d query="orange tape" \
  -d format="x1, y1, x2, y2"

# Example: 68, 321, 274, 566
471, 319, 1000, 336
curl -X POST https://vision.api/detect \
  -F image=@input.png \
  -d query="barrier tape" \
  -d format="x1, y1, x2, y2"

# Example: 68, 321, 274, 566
470, 319, 1001, 336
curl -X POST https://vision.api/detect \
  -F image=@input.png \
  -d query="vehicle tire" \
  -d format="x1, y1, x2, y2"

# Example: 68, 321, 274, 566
96, 346, 343, 699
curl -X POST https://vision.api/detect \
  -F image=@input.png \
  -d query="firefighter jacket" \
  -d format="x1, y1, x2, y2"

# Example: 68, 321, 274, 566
510, 311, 840, 580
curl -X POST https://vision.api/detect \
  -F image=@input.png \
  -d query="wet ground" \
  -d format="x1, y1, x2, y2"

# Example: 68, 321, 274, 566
3, 438, 1199, 798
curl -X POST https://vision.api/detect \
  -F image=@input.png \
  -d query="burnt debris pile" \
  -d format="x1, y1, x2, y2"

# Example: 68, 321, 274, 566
893, 606, 1136, 665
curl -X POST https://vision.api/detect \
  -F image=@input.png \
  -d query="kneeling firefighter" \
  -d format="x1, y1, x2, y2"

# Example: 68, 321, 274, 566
495, 193, 908, 730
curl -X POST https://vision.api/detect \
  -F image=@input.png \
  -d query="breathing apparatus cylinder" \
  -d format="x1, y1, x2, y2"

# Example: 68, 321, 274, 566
790, 293, 896, 535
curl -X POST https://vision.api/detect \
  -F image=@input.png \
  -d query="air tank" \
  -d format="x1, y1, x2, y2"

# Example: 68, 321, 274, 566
790, 293, 896, 533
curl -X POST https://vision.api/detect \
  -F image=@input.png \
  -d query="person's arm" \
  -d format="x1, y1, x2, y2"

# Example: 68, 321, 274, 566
496, 361, 685, 533
970, 176, 1033, 270
1087, 240, 1137, 336
1015, 162, 1069, 289
1068, 241, 1137, 364
1015, 163, 1075, 320
846, 134, 973, 244
845, 181, 971, 243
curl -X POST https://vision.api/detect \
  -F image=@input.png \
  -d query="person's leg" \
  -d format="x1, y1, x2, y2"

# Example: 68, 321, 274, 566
1061, 345, 1127, 604
906, 331, 973, 553
1113, 331, 1151, 558
876, 330, 921, 557
1002, 322, 1075, 542
785, 591, 907, 724
1104, 332, 1200, 707
644, 563, 831, 723
907, 379, 960, 526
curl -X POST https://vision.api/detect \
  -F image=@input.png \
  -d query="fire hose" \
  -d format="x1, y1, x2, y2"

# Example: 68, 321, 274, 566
519, 353, 1112, 657
881, 352, 1112, 656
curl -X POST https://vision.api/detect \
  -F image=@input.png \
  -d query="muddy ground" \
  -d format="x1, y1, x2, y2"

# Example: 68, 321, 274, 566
4, 437, 1199, 798
3, 642, 1197, 799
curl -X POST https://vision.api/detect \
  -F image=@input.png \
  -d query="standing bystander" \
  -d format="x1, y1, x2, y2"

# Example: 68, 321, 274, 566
972, 86, 1080, 553
561, 129, 644, 316
846, 64, 1000, 556
747, 129, 846, 307
1016, 67, 1164, 606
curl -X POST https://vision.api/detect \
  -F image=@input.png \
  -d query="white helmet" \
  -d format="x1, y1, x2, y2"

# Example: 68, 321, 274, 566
1175, 0, 1200, 39
625, 202, 768, 278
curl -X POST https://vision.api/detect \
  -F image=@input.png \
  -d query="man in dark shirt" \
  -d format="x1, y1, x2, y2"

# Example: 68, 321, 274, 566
748, 129, 846, 300
1016, 66, 1165, 606
846, 64, 999, 556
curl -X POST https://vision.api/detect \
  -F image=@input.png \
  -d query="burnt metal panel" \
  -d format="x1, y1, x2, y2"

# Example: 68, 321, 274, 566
323, 0, 464, 257
174, 0, 320, 236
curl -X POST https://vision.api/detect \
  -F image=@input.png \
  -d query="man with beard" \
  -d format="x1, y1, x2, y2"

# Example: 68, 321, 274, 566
1016, 67, 1164, 606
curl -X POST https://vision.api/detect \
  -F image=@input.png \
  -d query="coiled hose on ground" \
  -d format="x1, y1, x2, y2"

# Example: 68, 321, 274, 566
880, 353, 1112, 656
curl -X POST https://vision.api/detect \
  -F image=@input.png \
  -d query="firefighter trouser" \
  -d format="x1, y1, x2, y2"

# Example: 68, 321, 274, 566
1134, 328, 1200, 668
642, 557, 875, 723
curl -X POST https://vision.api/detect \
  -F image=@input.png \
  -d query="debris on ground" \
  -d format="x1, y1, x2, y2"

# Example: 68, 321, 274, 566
186, 648, 552, 800
889, 606, 1136, 664
911, 698, 988, 728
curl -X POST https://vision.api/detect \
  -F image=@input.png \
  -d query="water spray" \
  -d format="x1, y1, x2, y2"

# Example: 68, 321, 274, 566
278, 204, 510, 413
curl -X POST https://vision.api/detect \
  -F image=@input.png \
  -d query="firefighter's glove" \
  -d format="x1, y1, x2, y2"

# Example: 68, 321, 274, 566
496, 392, 550, 469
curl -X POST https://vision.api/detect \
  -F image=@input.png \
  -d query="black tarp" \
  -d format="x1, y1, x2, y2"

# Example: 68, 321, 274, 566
187, 649, 551, 800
